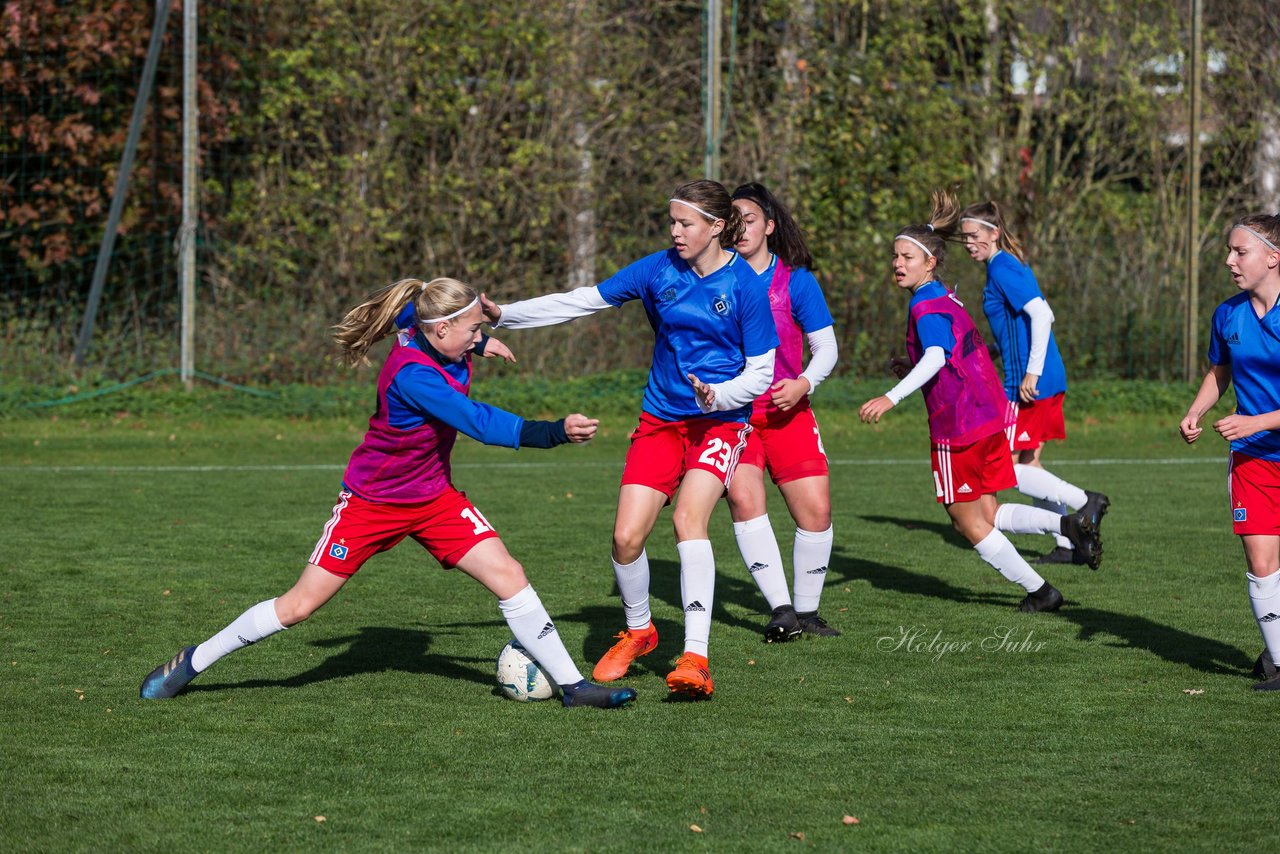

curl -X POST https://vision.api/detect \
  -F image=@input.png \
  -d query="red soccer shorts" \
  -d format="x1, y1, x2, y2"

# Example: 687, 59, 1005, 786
931, 432, 1018, 504
1006, 392, 1067, 451
620, 412, 751, 499
308, 486, 501, 577
1229, 452, 1280, 535
740, 405, 829, 485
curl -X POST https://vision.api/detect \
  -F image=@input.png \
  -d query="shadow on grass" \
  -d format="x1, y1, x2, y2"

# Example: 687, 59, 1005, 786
836, 528, 1253, 676
189, 626, 494, 693
861, 512, 1054, 561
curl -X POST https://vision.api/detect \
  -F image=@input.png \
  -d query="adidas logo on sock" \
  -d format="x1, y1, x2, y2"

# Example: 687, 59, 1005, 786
806, 565, 828, 575
237, 635, 256, 646
748, 562, 768, 574
685, 601, 706, 613
536, 621, 556, 638
957, 483, 973, 494
1261, 613, 1280, 624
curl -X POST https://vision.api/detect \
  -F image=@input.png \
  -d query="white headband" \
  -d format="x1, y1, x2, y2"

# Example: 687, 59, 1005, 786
961, 216, 999, 231
669, 198, 721, 222
894, 234, 934, 258
421, 296, 479, 324
1234, 224, 1279, 253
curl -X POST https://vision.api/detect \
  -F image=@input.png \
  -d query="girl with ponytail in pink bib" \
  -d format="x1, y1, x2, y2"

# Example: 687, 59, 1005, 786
726, 183, 841, 642
140, 277, 637, 709
858, 192, 1100, 612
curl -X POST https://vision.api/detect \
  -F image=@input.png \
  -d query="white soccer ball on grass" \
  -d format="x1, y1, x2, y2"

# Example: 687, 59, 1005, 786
496, 639, 557, 701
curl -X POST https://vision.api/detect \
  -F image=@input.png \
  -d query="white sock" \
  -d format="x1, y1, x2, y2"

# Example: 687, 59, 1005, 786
974, 530, 1045, 593
1014, 464, 1088, 510
1034, 498, 1073, 549
792, 525, 834, 613
733, 515, 791, 610
498, 584, 583, 687
1247, 571, 1280, 664
612, 550, 652, 630
192, 598, 286, 673
677, 539, 715, 657
994, 503, 1065, 536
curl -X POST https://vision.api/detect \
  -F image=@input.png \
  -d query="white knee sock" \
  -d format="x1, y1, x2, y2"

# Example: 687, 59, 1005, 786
498, 584, 583, 687
994, 503, 1065, 536
733, 515, 791, 610
677, 539, 715, 657
1034, 498, 1073, 549
192, 598, 287, 672
612, 550, 652, 630
792, 525, 834, 613
1014, 464, 1088, 510
974, 530, 1045, 593
1247, 571, 1280, 664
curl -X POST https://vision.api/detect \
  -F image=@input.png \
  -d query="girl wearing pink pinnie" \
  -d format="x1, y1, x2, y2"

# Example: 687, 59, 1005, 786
140, 277, 636, 709
858, 192, 1098, 613
726, 182, 840, 642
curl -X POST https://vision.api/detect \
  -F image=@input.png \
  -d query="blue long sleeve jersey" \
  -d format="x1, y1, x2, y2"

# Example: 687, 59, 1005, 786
385, 334, 566, 449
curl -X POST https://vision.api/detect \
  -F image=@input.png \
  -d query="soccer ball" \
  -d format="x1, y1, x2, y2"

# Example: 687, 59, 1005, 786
496, 639, 556, 702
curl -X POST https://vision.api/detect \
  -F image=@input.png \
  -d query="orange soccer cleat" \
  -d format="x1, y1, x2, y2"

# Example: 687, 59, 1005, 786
592, 622, 658, 681
665, 651, 714, 699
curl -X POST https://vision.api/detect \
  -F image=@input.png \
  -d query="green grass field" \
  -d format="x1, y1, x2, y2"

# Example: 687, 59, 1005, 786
0, 407, 1264, 851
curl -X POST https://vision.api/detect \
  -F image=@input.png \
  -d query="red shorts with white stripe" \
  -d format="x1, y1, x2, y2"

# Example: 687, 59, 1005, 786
1006, 393, 1067, 451
1229, 452, 1280, 535
739, 405, 830, 485
308, 486, 500, 578
930, 432, 1018, 504
620, 412, 750, 499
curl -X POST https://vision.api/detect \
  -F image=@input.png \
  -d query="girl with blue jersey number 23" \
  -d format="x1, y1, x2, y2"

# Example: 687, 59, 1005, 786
483, 180, 778, 699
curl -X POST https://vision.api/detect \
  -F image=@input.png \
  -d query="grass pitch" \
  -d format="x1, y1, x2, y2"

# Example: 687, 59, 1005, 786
0, 410, 1261, 851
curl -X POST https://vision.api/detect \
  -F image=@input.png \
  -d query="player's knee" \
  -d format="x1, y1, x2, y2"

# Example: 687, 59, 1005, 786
275, 596, 318, 627
612, 527, 648, 563
670, 505, 710, 540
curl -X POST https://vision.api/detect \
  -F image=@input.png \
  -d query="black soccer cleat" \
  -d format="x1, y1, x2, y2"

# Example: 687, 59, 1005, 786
1016, 582, 1064, 613
139, 645, 199, 699
1080, 490, 1110, 532
1059, 509, 1102, 570
560, 680, 637, 709
1034, 546, 1091, 567
796, 611, 841, 637
763, 605, 802, 643
1252, 669, 1280, 693
1253, 649, 1277, 681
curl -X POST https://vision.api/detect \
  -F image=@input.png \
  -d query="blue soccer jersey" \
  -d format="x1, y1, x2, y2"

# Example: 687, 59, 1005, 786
910, 280, 957, 355
758, 256, 836, 331
982, 251, 1067, 400
1207, 292, 1280, 461
597, 249, 779, 422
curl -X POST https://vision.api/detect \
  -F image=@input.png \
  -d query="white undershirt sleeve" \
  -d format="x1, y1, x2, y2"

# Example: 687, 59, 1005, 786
798, 325, 838, 395
704, 350, 776, 413
884, 346, 946, 405
494, 286, 612, 329
1022, 297, 1054, 377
